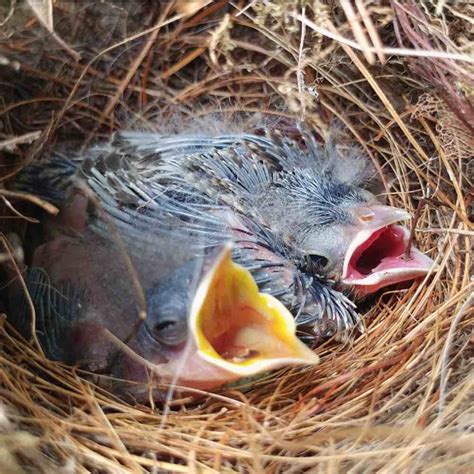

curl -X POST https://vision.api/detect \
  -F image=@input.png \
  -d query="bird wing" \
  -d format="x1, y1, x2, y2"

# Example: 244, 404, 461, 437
9, 267, 86, 361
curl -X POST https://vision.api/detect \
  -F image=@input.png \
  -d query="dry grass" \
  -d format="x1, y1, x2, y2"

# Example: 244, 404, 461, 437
0, 1, 473, 472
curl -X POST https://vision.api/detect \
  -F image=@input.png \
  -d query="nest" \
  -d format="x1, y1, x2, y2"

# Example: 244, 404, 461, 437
0, 1, 472, 472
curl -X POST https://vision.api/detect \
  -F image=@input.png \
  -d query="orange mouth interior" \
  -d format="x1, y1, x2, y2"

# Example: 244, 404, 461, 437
191, 248, 319, 373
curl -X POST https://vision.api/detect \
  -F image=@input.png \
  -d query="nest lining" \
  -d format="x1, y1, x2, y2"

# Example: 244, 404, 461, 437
0, 1, 472, 472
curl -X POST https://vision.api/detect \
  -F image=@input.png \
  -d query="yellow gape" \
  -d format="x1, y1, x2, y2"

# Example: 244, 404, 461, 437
191, 245, 319, 376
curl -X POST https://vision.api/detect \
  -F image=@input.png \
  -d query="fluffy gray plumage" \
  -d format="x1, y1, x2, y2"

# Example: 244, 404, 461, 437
13, 128, 380, 337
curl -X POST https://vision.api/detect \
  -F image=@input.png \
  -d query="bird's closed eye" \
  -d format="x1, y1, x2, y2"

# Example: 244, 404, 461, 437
297, 254, 331, 274
149, 319, 187, 346
308, 255, 329, 268
154, 321, 175, 333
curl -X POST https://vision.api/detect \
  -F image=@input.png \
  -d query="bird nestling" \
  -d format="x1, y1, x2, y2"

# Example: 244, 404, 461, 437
7, 124, 435, 397
7, 199, 318, 401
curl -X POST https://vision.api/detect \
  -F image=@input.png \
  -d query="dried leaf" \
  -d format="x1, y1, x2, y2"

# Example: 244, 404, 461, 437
175, 0, 209, 17
25, 0, 80, 60
26, 0, 53, 32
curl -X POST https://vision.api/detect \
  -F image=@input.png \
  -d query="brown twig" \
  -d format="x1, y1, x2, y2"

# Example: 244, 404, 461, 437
0, 189, 59, 215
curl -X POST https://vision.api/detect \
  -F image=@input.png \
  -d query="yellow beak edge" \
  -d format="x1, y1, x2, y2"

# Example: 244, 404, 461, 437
190, 245, 319, 377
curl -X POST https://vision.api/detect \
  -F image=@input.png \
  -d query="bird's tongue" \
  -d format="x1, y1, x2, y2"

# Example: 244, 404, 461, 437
342, 206, 436, 294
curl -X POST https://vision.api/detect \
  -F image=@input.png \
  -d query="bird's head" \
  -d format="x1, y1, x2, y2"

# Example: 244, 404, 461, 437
298, 201, 435, 294
259, 164, 436, 296
124, 244, 318, 396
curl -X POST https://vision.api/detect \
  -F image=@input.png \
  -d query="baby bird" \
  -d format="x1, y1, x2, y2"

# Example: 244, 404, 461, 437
11, 126, 435, 342
7, 190, 318, 401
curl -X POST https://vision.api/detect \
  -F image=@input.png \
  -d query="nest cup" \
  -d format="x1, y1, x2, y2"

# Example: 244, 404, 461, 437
0, 1, 472, 472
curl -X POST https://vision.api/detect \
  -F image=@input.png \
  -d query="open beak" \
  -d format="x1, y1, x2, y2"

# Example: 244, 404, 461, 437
121, 245, 318, 395
342, 205, 437, 294
187, 244, 319, 384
